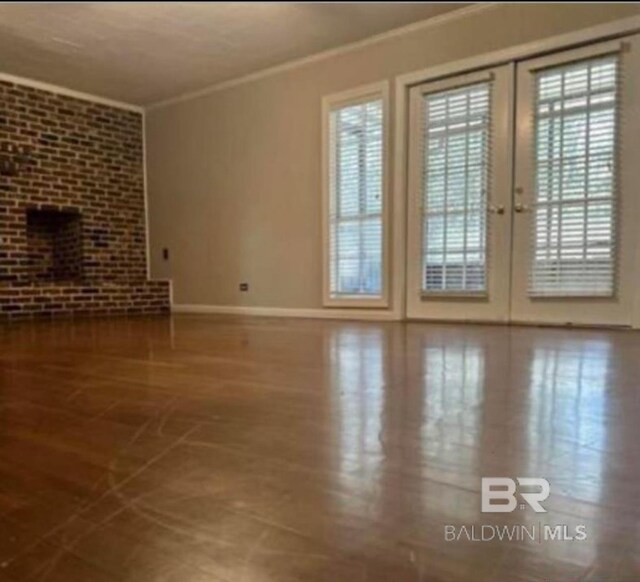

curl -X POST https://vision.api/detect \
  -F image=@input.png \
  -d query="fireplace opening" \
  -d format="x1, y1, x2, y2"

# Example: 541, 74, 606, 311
26, 208, 83, 283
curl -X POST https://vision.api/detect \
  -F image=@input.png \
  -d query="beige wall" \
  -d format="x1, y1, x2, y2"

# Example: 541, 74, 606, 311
146, 3, 640, 309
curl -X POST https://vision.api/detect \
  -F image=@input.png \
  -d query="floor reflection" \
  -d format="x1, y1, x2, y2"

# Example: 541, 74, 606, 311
0, 317, 637, 581
419, 339, 486, 526
421, 342, 485, 456
328, 326, 386, 517
527, 340, 610, 504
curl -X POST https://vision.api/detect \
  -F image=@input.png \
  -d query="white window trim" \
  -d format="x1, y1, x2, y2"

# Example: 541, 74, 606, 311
321, 80, 390, 308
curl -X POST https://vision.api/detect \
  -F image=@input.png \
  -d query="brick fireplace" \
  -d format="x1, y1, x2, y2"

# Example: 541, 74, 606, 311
0, 81, 170, 320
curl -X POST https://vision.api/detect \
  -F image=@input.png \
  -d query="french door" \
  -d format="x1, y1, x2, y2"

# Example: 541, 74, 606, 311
406, 35, 640, 326
406, 65, 514, 322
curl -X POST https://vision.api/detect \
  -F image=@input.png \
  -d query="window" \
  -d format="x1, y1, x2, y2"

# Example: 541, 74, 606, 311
421, 82, 491, 294
323, 83, 388, 306
530, 55, 619, 297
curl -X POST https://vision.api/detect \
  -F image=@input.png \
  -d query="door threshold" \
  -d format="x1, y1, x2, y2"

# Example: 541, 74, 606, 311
405, 317, 632, 331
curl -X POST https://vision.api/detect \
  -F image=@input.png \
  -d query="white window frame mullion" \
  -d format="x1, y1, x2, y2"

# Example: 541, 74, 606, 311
556, 69, 566, 291
358, 104, 367, 294
322, 81, 390, 308
332, 110, 343, 295
582, 68, 593, 281
462, 92, 471, 292
442, 94, 450, 291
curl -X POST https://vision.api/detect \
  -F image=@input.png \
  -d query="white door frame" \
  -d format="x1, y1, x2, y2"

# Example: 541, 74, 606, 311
392, 14, 640, 327
510, 38, 640, 327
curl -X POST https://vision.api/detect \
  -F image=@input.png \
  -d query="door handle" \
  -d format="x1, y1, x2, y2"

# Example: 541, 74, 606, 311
487, 204, 505, 215
514, 203, 530, 213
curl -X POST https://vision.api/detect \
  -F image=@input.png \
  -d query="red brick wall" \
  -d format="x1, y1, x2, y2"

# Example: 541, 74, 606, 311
0, 81, 170, 320
0, 281, 170, 320
0, 81, 148, 283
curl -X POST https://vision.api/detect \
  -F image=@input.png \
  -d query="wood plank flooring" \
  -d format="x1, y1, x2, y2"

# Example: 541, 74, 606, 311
0, 314, 638, 581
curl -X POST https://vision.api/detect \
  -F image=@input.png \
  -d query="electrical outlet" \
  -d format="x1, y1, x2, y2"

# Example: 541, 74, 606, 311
239, 282, 249, 292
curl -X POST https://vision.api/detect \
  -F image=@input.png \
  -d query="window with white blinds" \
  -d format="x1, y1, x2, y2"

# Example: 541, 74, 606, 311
421, 82, 491, 294
327, 93, 385, 301
530, 55, 619, 297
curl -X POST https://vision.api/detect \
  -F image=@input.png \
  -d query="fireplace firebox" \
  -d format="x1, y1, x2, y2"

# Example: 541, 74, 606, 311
26, 208, 83, 283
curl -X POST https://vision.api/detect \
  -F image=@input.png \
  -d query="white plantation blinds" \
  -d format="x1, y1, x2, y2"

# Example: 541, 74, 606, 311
329, 98, 383, 299
530, 55, 619, 297
421, 82, 491, 294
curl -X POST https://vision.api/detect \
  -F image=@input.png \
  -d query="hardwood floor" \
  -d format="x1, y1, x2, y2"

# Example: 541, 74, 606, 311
0, 314, 638, 581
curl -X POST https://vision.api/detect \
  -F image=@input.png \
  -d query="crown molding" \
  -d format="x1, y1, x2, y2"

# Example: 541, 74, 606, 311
147, 3, 497, 111
0, 71, 143, 113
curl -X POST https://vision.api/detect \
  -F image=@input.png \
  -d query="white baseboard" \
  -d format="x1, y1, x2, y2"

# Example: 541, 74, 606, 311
171, 303, 399, 321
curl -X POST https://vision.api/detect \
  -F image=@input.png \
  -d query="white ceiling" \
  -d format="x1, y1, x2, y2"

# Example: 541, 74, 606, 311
0, 3, 467, 106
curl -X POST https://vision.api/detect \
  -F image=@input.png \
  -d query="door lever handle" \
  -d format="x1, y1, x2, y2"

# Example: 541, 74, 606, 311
487, 204, 505, 215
